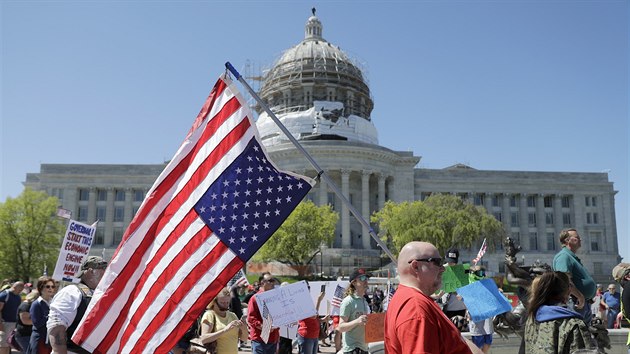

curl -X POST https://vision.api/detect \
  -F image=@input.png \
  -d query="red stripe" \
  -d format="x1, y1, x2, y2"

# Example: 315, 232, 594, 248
153, 257, 245, 354
74, 92, 244, 343
76, 116, 251, 347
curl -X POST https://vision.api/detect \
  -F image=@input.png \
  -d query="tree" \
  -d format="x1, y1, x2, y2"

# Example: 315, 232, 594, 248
255, 200, 338, 277
0, 188, 65, 280
371, 194, 505, 257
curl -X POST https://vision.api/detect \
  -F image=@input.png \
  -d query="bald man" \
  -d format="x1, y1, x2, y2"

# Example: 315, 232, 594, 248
384, 242, 482, 354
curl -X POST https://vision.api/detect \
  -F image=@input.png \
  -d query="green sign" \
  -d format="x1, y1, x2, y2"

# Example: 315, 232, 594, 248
441, 264, 469, 293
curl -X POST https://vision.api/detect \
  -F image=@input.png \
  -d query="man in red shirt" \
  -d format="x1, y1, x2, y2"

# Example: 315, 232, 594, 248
384, 241, 482, 354
247, 273, 280, 354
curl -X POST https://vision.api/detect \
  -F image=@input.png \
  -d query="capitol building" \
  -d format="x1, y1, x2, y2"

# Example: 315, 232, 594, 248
25, 11, 620, 282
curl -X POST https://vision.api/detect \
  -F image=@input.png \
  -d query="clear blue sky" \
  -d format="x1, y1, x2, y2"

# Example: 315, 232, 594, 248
2, 1, 628, 258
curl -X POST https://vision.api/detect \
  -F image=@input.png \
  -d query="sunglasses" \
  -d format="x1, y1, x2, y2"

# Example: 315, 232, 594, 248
355, 275, 368, 282
45, 285, 56, 289
409, 258, 443, 267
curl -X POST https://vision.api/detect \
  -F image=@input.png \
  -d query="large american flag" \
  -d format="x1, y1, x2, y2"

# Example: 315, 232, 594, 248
71, 75, 313, 353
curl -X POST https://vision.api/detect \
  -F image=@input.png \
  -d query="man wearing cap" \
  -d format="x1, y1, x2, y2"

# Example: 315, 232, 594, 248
0, 281, 25, 354
552, 228, 596, 323
612, 263, 630, 352
47, 256, 107, 354
337, 268, 371, 354
384, 241, 481, 354
441, 248, 467, 322
247, 272, 280, 354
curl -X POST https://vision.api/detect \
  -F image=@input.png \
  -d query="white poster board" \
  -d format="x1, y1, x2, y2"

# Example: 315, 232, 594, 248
256, 281, 316, 327
279, 321, 299, 340
308, 280, 349, 316
52, 220, 96, 283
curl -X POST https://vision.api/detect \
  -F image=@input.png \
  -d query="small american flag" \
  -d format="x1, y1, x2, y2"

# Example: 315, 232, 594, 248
383, 281, 396, 311
227, 268, 249, 289
56, 207, 72, 219
261, 300, 272, 343
472, 238, 487, 265
331, 284, 346, 308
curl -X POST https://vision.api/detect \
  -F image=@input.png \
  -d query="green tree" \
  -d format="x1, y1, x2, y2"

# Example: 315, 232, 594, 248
255, 200, 338, 277
371, 194, 505, 257
0, 188, 65, 280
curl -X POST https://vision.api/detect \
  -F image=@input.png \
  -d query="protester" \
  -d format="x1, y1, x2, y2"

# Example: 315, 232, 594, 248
15, 291, 39, 352
338, 268, 372, 354
0, 281, 25, 354
552, 228, 596, 323
601, 283, 621, 329
297, 281, 326, 354
468, 265, 494, 354
524, 271, 595, 353
247, 273, 280, 354
198, 287, 247, 354
29, 276, 56, 354
592, 284, 605, 324
47, 256, 108, 354
384, 241, 480, 354
612, 263, 630, 353
441, 248, 468, 323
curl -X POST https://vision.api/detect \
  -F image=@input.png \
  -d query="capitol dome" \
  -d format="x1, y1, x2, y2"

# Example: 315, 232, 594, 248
256, 9, 378, 146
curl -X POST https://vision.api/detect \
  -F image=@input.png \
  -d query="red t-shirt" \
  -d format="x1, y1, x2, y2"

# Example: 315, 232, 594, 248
384, 284, 472, 354
298, 316, 320, 339
247, 291, 280, 343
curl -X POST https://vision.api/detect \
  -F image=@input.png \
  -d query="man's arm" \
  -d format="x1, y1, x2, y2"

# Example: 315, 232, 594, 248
48, 324, 69, 354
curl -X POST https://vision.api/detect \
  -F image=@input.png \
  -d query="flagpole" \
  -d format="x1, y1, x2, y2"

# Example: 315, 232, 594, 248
225, 62, 397, 264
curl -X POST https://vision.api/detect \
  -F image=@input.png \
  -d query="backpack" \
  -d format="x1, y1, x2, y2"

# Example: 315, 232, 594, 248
612, 263, 630, 282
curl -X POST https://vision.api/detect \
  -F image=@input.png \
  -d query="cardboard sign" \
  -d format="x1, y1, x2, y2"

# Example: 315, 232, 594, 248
365, 312, 385, 343
307, 281, 349, 315
52, 220, 96, 283
256, 281, 316, 327
457, 278, 512, 322
441, 264, 469, 293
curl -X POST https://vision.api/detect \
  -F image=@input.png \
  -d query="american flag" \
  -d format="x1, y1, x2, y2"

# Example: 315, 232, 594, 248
71, 75, 313, 353
56, 207, 72, 219
383, 280, 396, 311
260, 300, 272, 343
331, 284, 346, 308
472, 238, 487, 265
227, 268, 249, 289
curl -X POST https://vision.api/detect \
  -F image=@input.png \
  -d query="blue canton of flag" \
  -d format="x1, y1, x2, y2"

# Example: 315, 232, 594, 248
194, 137, 311, 262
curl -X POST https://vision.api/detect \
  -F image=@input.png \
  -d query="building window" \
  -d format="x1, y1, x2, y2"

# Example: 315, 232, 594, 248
590, 232, 601, 251
544, 196, 553, 208
327, 192, 336, 210
96, 207, 106, 221
593, 213, 598, 224
545, 212, 554, 225
78, 188, 89, 201
420, 192, 432, 201
528, 213, 537, 226
563, 213, 572, 226
529, 232, 538, 250
546, 232, 556, 251
527, 195, 536, 208
133, 206, 140, 217
134, 190, 144, 202
585, 196, 590, 207
591, 196, 597, 207
510, 212, 519, 227
51, 188, 64, 200
512, 232, 520, 241
94, 228, 105, 245
493, 212, 502, 222
593, 262, 603, 275
586, 213, 592, 224
562, 196, 571, 208
510, 195, 518, 207
498, 263, 506, 273
113, 227, 124, 245
114, 207, 124, 222
474, 194, 484, 206
115, 189, 126, 202
97, 189, 107, 201
492, 195, 500, 207
77, 206, 88, 221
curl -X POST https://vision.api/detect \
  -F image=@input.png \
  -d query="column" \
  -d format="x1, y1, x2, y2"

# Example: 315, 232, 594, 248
341, 170, 351, 248
318, 179, 327, 206
536, 194, 545, 251
105, 188, 114, 246
553, 194, 564, 244
502, 193, 511, 232
519, 193, 529, 249
124, 188, 133, 224
87, 187, 97, 225
377, 173, 386, 210
361, 171, 371, 250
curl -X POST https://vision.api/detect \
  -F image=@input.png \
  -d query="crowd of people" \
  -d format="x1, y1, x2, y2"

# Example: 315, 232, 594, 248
1, 227, 629, 354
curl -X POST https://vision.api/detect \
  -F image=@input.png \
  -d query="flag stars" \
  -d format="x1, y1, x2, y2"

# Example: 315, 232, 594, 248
233, 191, 240, 198
275, 197, 282, 204
235, 168, 242, 174
199, 206, 206, 213
221, 203, 228, 210
228, 236, 235, 243
210, 205, 217, 212
264, 210, 271, 217
247, 166, 253, 173
223, 180, 230, 187
286, 196, 292, 203
266, 187, 273, 194
287, 184, 293, 191
253, 212, 260, 218
239, 247, 245, 254
277, 186, 283, 192
256, 188, 263, 195
241, 225, 248, 231
230, 225, 237, 232
209, 216, 215, 223
254, 200, 261, 207
220, 216, 226, 222
211, 193, 218, 200
265, 199, 271, 205
240, 236, 247, 243
258, 166, 264, 172
232, 202, 239, 209
247, 156, 253, 161
257, 177, 264, 184
252, 235, 258, 242
297, 182, 304, 189
231, 214, 238, 221
234, 179, 241, 186
244, 190, 251, 196
252, 223, 259, 230
219, 227, 226, 234
243, 201, 250, 208
222, 192, 229, 199
263, 222, 269, 229
246, 178, 252, 185
267, 175, 274, 182
242, 212, 249, 219
274, 209, 281, 216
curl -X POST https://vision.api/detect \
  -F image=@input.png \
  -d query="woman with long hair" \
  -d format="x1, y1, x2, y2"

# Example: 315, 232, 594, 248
199, 287, 248, 354
14, 290, 39, 352
27, 276, 56, 354
524, 271, 596, 354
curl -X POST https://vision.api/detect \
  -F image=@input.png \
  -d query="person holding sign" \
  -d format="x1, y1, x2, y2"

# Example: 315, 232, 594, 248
338, 269, 371, 354
198, 287, 247, 354
297, 281, 327, 354
384, 241, 482, 354
247, 273, 280, 354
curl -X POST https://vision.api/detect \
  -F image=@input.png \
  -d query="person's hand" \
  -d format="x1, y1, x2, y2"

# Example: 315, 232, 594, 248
355, 315, 368, 326
226, 320, 242, 331
317, 291, 325, 302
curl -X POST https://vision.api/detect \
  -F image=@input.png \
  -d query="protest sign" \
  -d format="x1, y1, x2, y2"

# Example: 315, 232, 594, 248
441, 264, 469, 293
52, 220, 96, 283
308, 281, 349, 315
365, 313, 385, 343
279, 321, 298, 340
457, 278, 512, 322
256, 281, 317, 327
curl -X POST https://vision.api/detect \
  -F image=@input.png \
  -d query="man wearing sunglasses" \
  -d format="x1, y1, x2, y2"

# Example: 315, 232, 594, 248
337, 268, 371, 354
384, 241, 482, 354
247, 273, 280, 354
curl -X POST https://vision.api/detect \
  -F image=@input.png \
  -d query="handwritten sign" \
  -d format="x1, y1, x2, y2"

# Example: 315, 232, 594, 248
256, 281, 316, 327
457, 278, 512, 322
307, 281, 349, 315
52, 220, 96, 283
365, 313, 385, 343
441, 264, 469, 293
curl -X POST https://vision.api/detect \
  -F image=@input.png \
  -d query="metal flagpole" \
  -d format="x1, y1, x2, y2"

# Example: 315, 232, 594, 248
225, 62, 397, 264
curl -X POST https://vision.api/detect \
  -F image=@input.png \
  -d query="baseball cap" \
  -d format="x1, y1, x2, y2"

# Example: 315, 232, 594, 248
349, 268, 372, 283
612, 263, 630, 282
445, 248, 459, 264
76, 256, 108, 277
